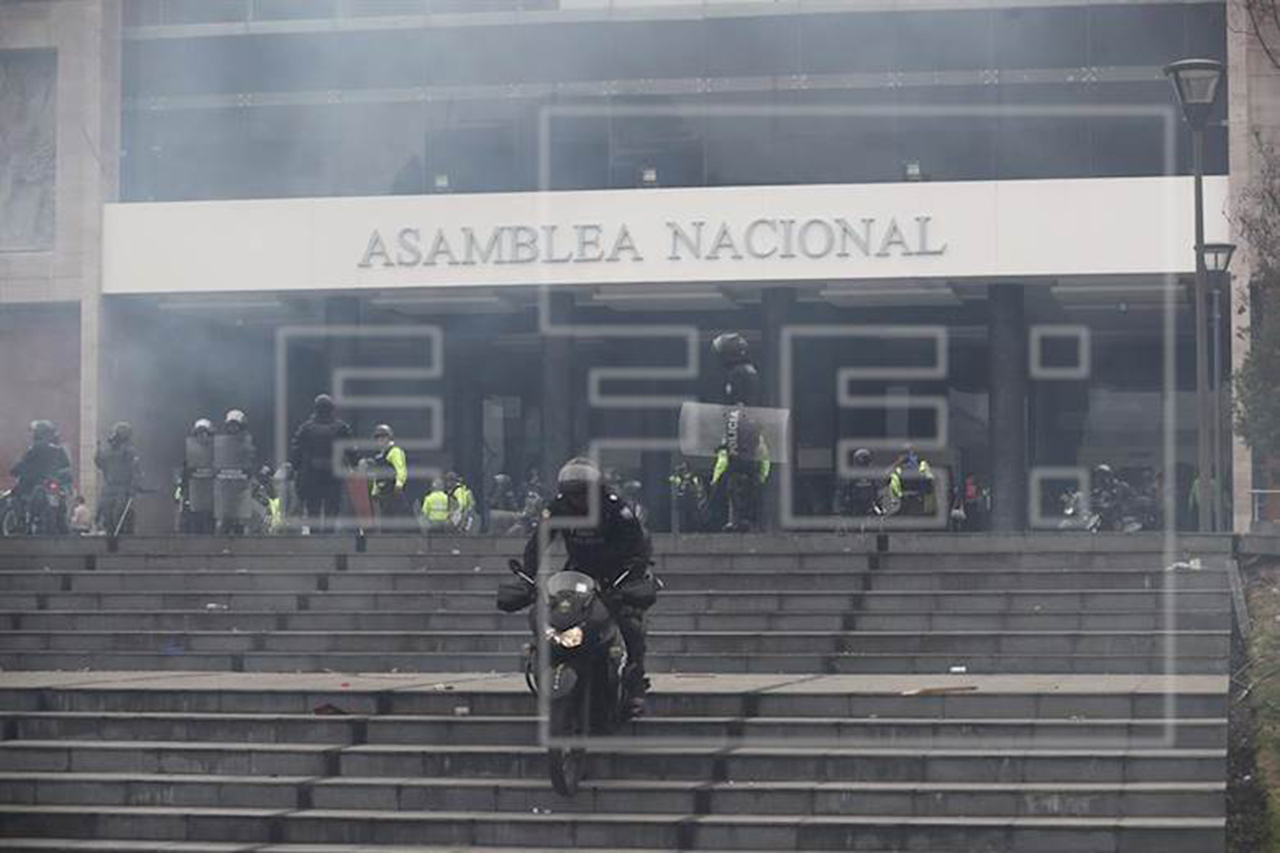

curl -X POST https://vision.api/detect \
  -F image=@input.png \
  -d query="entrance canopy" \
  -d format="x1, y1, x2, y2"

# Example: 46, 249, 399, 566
104, 176, 1228, 296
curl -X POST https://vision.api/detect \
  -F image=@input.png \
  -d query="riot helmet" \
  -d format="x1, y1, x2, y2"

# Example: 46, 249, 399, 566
224, 410, 248, 432
192, 418, 214, 437
373, 424, 393, 440
30, 420, 56, 444
712, 332, 751, 366
853, 448, 873, 467
557, 458, 602, 513
108, 421, 133, 445
313, 394, 335, 416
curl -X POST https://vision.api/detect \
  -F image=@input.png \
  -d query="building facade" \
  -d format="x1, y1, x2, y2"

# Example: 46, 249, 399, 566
0, 0, 1253, 533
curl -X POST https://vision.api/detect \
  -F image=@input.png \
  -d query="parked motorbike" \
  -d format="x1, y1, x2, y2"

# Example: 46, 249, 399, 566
0, 489, 19, 537
1, 479, 69, 536
498, 559, 648, 796
1059, 488, 1101, 532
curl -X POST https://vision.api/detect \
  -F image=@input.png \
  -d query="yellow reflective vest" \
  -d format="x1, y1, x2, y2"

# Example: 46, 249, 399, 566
422, 490, 450, 522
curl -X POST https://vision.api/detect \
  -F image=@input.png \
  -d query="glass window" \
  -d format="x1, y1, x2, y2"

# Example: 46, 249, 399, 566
893, 11, 994, 73
896, 87, 998, 182
251, 0, 335, 20
704, 16, 798, 79
518, 23, 615, 83
348, 0, 425, 15
703, 94, 789, 187
426, 99, 536, 193
611, 20, 705, 81
1186, 4, 1227, 59
1088, 5, 1185, 67
779, 90, 900, 185
994, 85, 1091, 180
160, 0, 247, 25
545, 108, 610, 190
994, 7, 1087, 70
609, 97, 704, 189
798, 12, 897, 74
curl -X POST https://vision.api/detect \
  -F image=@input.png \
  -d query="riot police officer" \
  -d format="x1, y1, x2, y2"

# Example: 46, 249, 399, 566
181, 418, 216, 533
95, 421, 142, 536
836, 447, 883, 518
289, 394, 354, 534
523, 457, 656, 714
214, 410, 255, 535
710, 333, 770, 531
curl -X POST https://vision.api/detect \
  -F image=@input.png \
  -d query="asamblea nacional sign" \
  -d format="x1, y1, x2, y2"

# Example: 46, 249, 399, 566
103, 177, 1223, 295
357, 216, 947, 269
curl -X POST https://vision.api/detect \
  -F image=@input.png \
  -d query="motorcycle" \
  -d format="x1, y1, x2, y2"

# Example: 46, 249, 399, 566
0, 489, 19, 537
498, 558, 650, 796
1059, 488, 1100, 532
2, 479, 70, 536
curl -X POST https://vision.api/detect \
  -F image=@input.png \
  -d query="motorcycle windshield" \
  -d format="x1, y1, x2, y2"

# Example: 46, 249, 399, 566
543, 571, 598, 626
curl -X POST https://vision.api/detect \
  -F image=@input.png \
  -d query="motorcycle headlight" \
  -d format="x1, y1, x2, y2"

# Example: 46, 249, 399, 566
551, 626, 584, 649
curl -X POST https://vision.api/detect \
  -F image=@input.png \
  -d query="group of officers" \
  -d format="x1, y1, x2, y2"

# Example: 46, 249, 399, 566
177, 397, 482, 535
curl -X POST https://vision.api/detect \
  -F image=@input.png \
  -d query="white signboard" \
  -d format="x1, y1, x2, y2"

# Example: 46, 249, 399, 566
103, 176, 1228, 295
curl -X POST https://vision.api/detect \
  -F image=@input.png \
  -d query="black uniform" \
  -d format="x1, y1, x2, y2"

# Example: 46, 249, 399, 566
95, 440, 142, 535
523, 488, 655, 670
11, 442, 73, 497
289, 413, 354, 532
837, 475, 881, 517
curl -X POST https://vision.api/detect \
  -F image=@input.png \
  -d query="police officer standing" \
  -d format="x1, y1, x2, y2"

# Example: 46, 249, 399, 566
368, 424, 409, 530
181, 419, 216, 533
214, 410, 255, 535
710, 333, 770, 532
289, 394, 354, 534
95, 422, 142, 536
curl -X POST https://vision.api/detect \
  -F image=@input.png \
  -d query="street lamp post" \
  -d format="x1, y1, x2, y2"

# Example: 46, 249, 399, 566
1203, 242, 1236, 531
1164, 58, 1226, 531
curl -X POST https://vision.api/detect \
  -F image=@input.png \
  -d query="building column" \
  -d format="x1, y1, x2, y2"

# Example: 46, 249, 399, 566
1227, 0, 1255, 532
760, 287, 796, 531
988, 285, 1028, 532
541, 292, 574, 489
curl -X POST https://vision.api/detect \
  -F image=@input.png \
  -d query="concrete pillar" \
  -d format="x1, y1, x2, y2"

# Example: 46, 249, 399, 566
541, 292, 574, 488
988, 285, 1028, 532
760, 287, 796, 530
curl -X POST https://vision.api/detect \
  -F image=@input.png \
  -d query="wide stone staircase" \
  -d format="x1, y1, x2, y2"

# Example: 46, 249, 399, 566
0, 533, 1235, 851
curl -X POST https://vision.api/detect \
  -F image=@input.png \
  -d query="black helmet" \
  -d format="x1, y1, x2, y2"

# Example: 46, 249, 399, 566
192, 418, 214, 436
30, 420, 56, 444
557, 457, 601, 494
373, 424, 393, 439
313, 394, 335, 415
712, 332, 750, 366
109, 421, 133, 444
1092, 463, 1114, 482
853, 448, 873, 466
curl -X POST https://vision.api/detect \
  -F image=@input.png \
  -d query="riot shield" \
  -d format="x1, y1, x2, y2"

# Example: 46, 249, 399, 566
678, 402, 791, 463
213, 433, 254, 522
185, 437, 215, 514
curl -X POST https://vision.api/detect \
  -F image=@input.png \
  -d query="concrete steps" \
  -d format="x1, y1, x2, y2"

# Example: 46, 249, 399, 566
0, 804, 1226, 851
0, 772, 1227, 817
0, 607, 1232, 632
0, 711, 1227, 748
0, 534, 1234, 851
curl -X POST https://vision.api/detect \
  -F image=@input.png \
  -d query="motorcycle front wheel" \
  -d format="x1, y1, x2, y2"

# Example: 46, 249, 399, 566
548, 682, 588, 797
0, 507, 19, 537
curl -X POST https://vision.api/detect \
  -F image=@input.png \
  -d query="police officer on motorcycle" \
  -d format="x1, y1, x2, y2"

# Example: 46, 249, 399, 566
10, 420, 73, 533
523, 457, 656, 715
